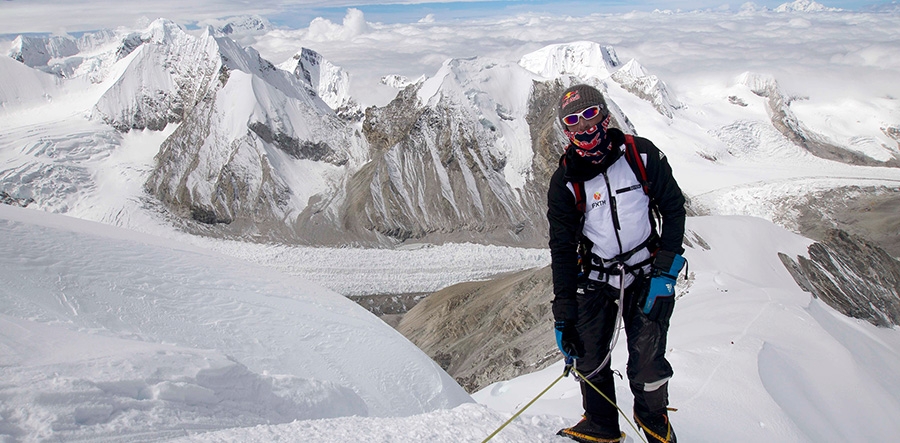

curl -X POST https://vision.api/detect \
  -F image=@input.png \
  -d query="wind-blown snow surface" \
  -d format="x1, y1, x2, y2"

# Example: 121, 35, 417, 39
3, 205, 900, 442
0, 204, 470, 441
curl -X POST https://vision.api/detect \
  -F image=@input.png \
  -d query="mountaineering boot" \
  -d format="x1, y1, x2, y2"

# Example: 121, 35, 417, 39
560, 369, 622, 442
557, 416, 625, 443
634, 412, 676, 443
631, 379, 675, 442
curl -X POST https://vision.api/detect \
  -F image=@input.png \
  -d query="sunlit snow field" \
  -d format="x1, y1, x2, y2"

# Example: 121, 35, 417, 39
4, 204, 900, 442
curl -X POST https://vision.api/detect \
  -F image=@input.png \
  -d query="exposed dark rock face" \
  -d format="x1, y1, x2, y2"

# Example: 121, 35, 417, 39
344, 76, 566, 247
1, 191, 34, 207
791, 185, 900, 258
396, 266, 556, 392
248, 122, 345, 165
780, 229, 900, 327
115, 33, 146, 61
525, 80, 569, 193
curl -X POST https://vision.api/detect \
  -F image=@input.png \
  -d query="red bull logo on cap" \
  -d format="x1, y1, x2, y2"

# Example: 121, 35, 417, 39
561, 90, 581, 108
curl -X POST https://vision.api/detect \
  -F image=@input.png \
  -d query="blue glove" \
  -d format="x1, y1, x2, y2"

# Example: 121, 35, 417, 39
555, 320, 584, 359
641, 252, 686, 321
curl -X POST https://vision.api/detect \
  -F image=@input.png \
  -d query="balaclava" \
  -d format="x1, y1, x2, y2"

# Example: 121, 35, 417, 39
558, 84, 611, 162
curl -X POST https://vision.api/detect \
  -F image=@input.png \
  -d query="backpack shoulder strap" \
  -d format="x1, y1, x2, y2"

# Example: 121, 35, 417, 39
622, 134, 649, 196
562, 156, 587, 213
623, 134, 662, 238
572, 180, 586, 213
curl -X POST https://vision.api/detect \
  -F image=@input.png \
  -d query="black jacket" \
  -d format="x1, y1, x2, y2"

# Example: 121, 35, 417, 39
547, 128, 686, 321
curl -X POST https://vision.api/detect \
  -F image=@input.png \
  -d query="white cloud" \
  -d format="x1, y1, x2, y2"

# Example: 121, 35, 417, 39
307, 8, 371, 42
245, 8, 900, 108
4, 3, 898, 114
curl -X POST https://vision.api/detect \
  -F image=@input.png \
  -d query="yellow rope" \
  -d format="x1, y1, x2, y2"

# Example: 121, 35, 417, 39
480, 372, 565, 443
571, 367, 649, 443
480, 363, 674, 443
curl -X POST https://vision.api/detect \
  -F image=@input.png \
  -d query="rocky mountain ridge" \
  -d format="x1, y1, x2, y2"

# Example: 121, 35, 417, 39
781, 229, 900, 328
5, 19, 899, 249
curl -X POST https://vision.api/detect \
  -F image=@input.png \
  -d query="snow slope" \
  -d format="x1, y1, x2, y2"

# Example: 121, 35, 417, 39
3, 205, 900, 442
0, 204, 470, 441
477, 216, 900, 442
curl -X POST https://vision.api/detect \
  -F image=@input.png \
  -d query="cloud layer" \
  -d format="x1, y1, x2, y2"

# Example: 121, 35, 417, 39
243, 8, 900, 108
3, 3, 898, 114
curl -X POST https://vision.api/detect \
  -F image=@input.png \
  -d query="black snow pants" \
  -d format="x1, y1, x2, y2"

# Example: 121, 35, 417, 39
574, 277, 674, 428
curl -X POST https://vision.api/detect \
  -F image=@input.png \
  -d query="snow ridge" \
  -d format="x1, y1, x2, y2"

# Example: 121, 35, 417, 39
775, 0, 842, 12
518, 41, 620, 81
0, 204, 471, 440
280, 47, 357, 114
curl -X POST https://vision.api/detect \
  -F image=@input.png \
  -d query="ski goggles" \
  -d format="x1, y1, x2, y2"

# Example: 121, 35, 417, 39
562, 105, 604, 126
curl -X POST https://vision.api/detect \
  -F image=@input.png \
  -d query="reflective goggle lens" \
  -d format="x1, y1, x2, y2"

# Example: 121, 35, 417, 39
563, 106, 602, 126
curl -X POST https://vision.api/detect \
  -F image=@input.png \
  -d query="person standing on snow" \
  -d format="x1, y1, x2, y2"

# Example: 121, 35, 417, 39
547, 84, 686, 443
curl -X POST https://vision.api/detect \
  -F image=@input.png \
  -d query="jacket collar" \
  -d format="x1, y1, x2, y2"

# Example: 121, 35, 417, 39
561, 128, 626, 182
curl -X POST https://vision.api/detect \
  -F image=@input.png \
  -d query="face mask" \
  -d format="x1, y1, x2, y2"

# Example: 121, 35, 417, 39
565, 114, 611, 161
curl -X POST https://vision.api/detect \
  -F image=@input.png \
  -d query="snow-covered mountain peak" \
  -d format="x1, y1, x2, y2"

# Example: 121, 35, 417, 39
517, 43, 684, 120
412, 56, 542, 188
775, 0, 841, 12
610, 58, 684, 118
417, 56, 537, 111
205, 15, 272, 37
7, 34, 79, 68
737, 71, 782, 96
381, 74, 423, 90
617, 58, 648, 78
91, 22, 220, 131
279, 47, 355, 113
140, 18, 189, 45
347, 54, 556, 245
518, 41, 620, 81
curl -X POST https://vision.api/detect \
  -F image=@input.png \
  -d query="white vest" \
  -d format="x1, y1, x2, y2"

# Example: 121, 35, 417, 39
567, 146, 652, 289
